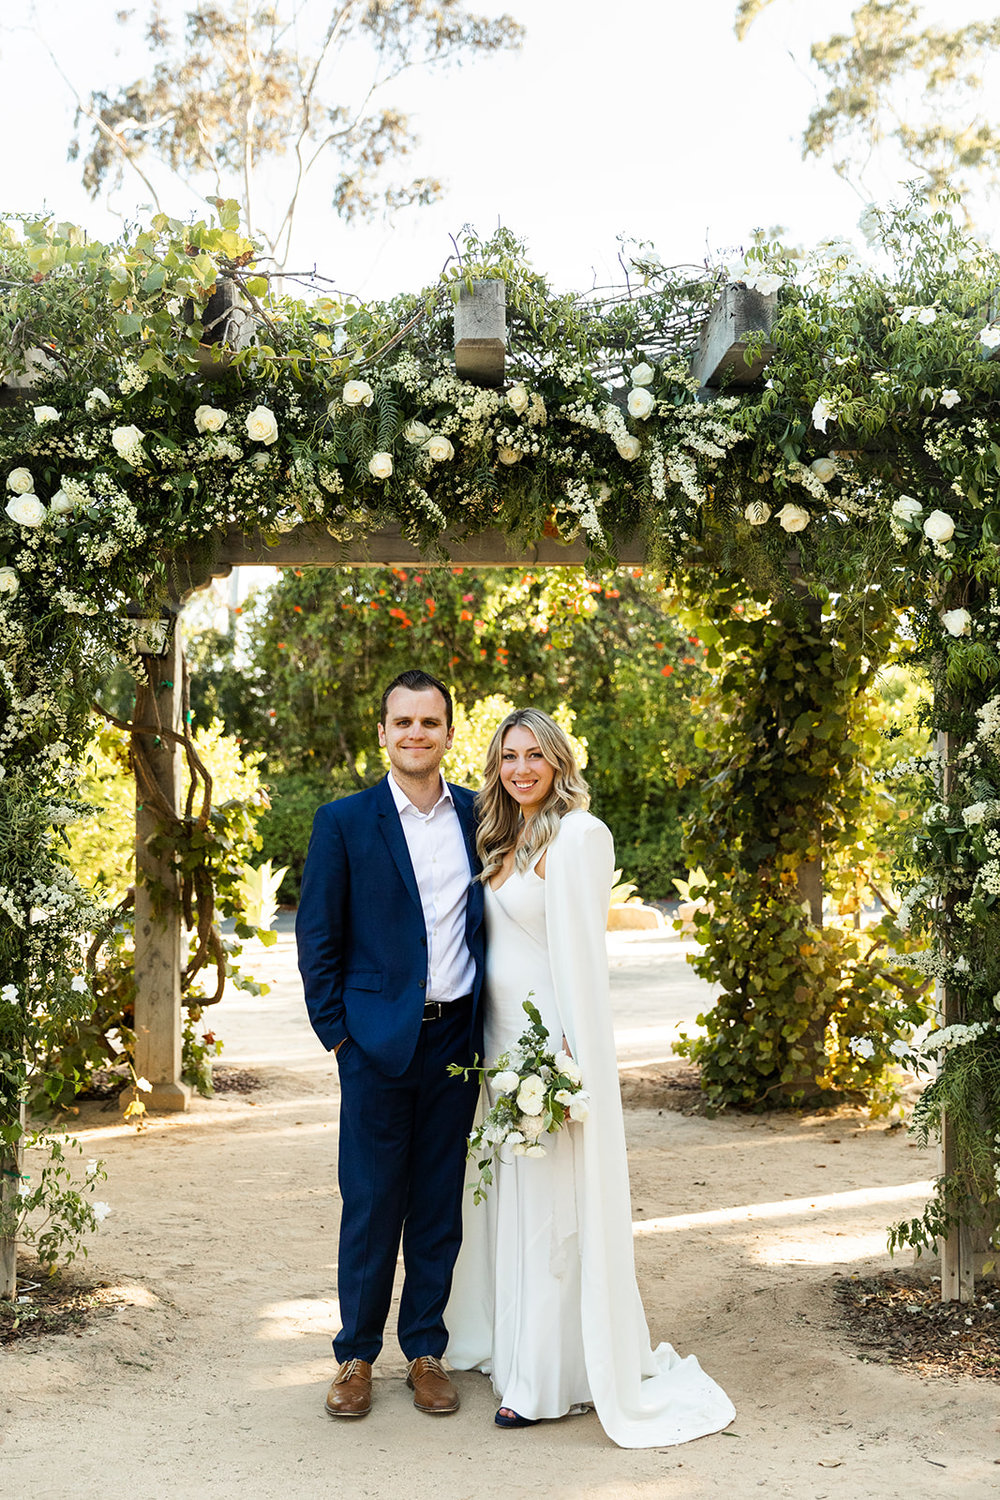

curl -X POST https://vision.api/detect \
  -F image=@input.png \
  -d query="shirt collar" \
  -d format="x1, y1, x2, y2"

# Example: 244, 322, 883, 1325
387, 771, 453, 817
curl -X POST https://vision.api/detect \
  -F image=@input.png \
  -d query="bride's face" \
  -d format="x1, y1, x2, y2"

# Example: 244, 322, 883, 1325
499, 725, 556, 817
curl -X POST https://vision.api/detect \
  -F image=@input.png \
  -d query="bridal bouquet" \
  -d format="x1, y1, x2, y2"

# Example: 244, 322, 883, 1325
448, 998, 590, 1204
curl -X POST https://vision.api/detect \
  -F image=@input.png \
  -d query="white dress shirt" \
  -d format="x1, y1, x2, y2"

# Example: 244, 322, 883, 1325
387, 772, 476, 1003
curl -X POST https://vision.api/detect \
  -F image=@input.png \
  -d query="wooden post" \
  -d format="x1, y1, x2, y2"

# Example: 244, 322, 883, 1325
936, 729, 974, 1301
787, 552, 824, 924
0, 1096, 26, 1298
132, 616, 190, 1112
454, 279, 506, 386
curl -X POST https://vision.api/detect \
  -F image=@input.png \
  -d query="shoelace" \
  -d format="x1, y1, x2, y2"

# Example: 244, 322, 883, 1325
337, 1358, 363, 1382
411, 1355, 445, 1377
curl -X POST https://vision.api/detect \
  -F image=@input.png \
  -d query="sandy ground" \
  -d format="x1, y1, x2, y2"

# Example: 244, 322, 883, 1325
3, 923, 999, 1500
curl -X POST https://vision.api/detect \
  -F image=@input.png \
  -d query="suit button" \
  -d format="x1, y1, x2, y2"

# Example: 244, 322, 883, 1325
418, 980, 425, 988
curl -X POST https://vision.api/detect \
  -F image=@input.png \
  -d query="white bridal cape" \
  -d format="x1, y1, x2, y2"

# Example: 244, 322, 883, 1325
446, 810, 735, 1448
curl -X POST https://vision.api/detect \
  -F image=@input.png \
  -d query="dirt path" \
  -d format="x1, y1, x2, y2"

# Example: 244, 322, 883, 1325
3, 937, 998, 1498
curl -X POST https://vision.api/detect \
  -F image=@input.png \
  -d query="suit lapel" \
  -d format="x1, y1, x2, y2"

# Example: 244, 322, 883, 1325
449, 783, 480, 877
375, 775, 422, 913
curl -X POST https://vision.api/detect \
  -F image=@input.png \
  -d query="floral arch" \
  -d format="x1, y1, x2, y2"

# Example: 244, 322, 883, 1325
1, 198, 999, 1301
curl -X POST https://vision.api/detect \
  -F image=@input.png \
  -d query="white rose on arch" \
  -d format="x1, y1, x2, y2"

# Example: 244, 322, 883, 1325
5, 493, 47, 527
33, 405, 60, 425
776, 502, 810, 533
49, 488, 74, 515
941, 607, 972, 638
195, 404, 228, 434
616, 435, 641, 461
627, 387, 656, 420
403, 419, 431, 445
892, 495, 923, 524
343, 379, 374, 408
811, 396, 834, 433
922, 510, 955, 544
111, 424, 145, 461
497, 447, 521, 465
809, 457, 837, 483
630, 362, 655, 386
426, 434, 455, 462
0, 566, 19, 595
368, 451, 393, 480
507, 384, 530, 416
245, 406, 278, 445
744, 500, 771, 525
6, 468, 35, 495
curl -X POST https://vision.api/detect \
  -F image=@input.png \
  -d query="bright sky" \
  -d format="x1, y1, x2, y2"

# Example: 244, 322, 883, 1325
2, 0, 996, 301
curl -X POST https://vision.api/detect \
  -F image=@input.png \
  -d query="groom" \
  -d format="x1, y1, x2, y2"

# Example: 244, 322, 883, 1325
296, 668, 483, 1419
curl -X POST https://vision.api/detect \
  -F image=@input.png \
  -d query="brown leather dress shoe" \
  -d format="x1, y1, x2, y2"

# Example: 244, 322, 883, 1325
406, 1355, 460, 1414
325, 1358, 373, 1417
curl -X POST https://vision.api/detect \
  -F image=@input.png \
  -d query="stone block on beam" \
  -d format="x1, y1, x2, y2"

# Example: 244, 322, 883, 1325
690, 284, 776, 390
454, 279, 506, 387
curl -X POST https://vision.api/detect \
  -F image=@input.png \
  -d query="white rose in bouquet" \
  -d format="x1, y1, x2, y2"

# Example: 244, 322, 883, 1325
245, 405, 278, 445
5, 493, 47, 527
630, 362, 655, 386
941, 608, 972, 637
523, 1143, 547, 1158
491, 1070, 520, 1094
627, 387, 655, 420
776, 502, 810, 533
616, 435, 641, 461
516, 1074, 545, 1115
6, 468, 35, 494
0, 566, 19, 595
403, 419, 431, 445
810, 457, 837, 483
554, 1050, 582, 1087
33, 405, 60, 425
195, 404, 228, 434
343, 379, 374, 407
426, 434, 455, 462
521, 1113, 546, 1140
892, 495, 923, 523
923, 510, 954, 544
368, 451, 393, 480
507, 384, 529, 415
744, 500, 771, 525
568, 1091, 591, 1123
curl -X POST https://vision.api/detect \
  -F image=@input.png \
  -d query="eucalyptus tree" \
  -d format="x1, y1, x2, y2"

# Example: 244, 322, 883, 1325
737, 0, 1000, 214
64, 0, 523, 267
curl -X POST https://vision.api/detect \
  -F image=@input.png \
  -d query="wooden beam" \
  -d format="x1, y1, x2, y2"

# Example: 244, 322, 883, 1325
175, 523, 648, 594
454, 279, 506, 387
689, 284, 776, 390
132, 620, 190, 1113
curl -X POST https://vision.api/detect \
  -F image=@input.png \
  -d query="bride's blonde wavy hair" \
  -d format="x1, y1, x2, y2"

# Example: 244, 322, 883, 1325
476, 708, 590, 884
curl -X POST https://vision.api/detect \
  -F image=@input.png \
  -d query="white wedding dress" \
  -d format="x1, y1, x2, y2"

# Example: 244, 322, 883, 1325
446, 810, 735, 1448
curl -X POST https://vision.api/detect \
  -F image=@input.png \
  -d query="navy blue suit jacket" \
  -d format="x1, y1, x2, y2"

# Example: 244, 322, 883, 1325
296, 776, 485, 1077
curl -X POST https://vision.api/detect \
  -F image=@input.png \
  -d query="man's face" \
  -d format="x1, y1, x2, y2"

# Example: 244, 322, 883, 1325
378, 686, 453, 782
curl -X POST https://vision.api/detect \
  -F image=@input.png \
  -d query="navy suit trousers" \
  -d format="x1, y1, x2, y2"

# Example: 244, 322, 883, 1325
333, 1001, 480, 1364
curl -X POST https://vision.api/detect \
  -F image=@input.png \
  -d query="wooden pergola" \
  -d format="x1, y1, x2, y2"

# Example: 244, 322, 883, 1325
121, 279, 975, 1300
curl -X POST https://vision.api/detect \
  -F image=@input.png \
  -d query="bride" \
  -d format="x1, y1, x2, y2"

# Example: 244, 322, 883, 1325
446, 707, 735, 1447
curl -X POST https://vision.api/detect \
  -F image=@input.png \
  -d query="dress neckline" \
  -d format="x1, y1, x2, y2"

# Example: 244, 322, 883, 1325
489, 859, 543, 895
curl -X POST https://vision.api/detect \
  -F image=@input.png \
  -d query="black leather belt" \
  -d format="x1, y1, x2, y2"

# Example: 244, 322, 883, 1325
422, 994, 472, 1022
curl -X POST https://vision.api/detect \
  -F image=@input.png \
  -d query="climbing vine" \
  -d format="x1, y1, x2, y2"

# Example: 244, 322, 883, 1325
3, 187, 1000, 1272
